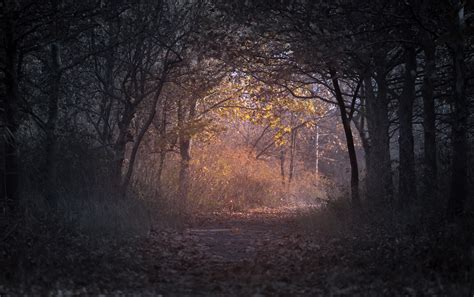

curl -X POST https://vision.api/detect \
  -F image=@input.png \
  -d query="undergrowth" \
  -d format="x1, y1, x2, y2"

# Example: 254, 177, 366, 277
136, 142, 331, 213
298, 195, 474, 294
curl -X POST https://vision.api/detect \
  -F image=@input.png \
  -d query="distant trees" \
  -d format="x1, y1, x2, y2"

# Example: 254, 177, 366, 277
1, 1, 57, 213
1, 0, 22, 214
77, 0, 203, 194
215, 0, 473, 217
173, 61, 228, 210
397, 46, 418, 207
447, 0, 471, 217
1, 0, 472, 220
1, 0, 217, 214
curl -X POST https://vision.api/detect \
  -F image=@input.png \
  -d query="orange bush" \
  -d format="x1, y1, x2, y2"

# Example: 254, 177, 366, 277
134, 139, 333, 213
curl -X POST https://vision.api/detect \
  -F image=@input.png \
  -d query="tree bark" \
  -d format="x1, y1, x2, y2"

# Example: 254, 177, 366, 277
364, 74, 393, 207
44, 41, 61, 209
112, 105, 134, 190
99, 47, 116, 145
178, 135, 191, 211
2, 11, 20, 215
122, 77, 166, 191
177, 97, 197, 212
352, 92, 371, 197
155, 100, 170, 196
330, 69, 360, 208
288, 128, 297, 186
156, 149, 167, 196
398, 46, 418, 208
421, 39, 437, 201
448, 2, 468, 218
279, 149, 286, 185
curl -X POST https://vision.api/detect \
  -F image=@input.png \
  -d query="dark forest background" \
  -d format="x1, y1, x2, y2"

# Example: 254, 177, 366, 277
1, 0, 473, 294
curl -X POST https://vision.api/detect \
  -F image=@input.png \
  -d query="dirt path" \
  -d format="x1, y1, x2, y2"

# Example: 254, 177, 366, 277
4, 208, 321, 296
4, 208, 466, 296
153, 208, 314, 296
187, 209, 298, 262
142, 208, 464, 296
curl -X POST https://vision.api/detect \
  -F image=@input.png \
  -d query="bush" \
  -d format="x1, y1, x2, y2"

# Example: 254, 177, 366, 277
133, 141, 334, 213
187, 144, 286, 211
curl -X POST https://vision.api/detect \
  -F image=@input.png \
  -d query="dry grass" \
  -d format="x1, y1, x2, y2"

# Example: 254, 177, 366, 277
134, 142, 332, 213
19, 187, 156, 238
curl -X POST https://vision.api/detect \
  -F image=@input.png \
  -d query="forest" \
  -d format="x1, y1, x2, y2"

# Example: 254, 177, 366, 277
1, 0, 473, 296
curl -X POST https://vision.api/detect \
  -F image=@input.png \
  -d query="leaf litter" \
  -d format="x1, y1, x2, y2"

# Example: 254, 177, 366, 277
1, 208, 471, 296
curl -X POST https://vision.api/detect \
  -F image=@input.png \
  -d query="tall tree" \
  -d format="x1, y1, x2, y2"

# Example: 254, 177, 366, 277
1, 2, 20, 214
398, 46, 418, 207
421, 38, 438, 201
330, 69, 360, 207
448, 0, 469, 217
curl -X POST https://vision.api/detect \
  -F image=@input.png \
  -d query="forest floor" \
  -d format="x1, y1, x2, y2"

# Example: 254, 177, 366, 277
1, 207, 472, 296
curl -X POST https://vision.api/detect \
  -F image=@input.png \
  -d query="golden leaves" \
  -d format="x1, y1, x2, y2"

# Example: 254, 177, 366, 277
195, 73, 329, 148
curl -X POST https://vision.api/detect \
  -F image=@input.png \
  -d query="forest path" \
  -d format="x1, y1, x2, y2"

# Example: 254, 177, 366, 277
186, 208, 299, 262
6, 207, 330, 297
155, 208, 321, 296
7, 207, 459, 296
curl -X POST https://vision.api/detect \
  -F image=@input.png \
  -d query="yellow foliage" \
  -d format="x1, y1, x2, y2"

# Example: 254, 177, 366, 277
202, 74, 327, 147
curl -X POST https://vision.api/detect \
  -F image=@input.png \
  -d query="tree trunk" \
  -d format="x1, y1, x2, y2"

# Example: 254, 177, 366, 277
156, 101, 169, 196
330, 69, 360, 208
96, 28, 119, 184
44, 40, 61, 209
99, 49, 116, 145
156, 150, 167, 196
363, 77, 379, 204
42, 0, 63, 210
111, 142, 127, 190
352, 92, 371, 197
279, 149, 286, 185
177, 97, 197, 212
122, 77, 166, 191
288, 128, 297, 186
315, 125, 320, 176
448, 3, 468, 218
421, 39, 437, 201
2, 12, 20, 215
398, 46, 417, 208
178, 134, 191, 212
364, 74, 393, 207
112, 105, 134, 190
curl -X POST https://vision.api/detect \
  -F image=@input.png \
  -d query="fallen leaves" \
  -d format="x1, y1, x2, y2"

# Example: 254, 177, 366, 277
1, 208, 471, 296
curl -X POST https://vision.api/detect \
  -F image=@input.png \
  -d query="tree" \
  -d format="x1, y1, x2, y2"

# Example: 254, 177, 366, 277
330, 69, 360, 207
447, 0, 470, 217
1, 2, 20, 214
398, 46, 418, 207
1, 1, 53, 214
